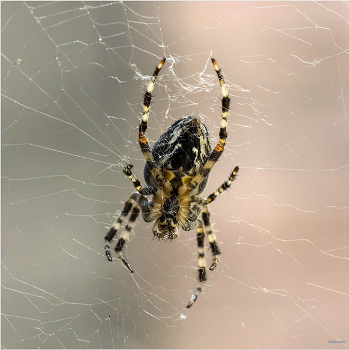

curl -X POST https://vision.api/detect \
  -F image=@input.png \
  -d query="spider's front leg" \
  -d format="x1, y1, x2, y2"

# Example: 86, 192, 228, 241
104, 165, 155, 270
104, 164, 161, 272
104, 193, 141, 273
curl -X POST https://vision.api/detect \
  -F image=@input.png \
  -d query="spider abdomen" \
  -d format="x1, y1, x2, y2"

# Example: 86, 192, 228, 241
144, 116, 212, 195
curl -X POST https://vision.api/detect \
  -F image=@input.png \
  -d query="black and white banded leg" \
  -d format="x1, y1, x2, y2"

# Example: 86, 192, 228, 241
203, 166, 239, 270
202, 207, 220, 271
186, 220, 207, 308
186, 167, 239, 308
206, 166, 239, 205
123, 164, 156, 196
182, 58, 230, 196
139, 58, 172, 194
104, 193, 141, 273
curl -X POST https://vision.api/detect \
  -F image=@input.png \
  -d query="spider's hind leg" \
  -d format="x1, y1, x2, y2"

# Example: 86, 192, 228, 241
186, 220, 206, 308
202, 207, 221, 271
197, 220, 207, 282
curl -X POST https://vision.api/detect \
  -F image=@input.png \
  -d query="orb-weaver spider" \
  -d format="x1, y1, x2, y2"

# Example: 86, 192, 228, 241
104, 58, 239, 308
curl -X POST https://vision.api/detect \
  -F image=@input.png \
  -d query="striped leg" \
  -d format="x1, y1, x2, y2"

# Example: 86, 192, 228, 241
113, 203, 141, 273
104, 193, 140, 270
186, 220, 206, 308
183, 58, 230, 195
202, 207, 221, 271
123, 164, 156, 196
139, 58, 171, 192
197, 220, 207, 282
206, 166, 239, 204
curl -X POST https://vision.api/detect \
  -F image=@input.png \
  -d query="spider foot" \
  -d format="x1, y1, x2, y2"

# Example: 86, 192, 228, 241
105, 247, 113, 261
104, 242, 134, 273
118, 253, 134, 273
186, 286, 202, 309
105, 245, 113, 262
209, 255, 219, 271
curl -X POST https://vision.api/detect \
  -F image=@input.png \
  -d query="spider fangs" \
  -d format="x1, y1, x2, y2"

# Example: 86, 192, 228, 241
152, 194, 180, 240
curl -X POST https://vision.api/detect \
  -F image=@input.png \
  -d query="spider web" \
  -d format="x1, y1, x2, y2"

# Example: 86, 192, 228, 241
1, 1, 349, 348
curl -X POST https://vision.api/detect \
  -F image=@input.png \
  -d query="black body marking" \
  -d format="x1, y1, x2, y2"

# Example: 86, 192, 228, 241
163, 194, 180, 216
144, 116, 212, 194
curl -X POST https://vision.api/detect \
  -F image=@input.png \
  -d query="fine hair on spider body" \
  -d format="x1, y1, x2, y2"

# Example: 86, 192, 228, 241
104, 57, 239, 308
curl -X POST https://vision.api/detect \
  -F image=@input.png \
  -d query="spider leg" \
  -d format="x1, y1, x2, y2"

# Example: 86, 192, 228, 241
182, 58, 230, 195
123, 164, 156, 196
104, 193, 140, 260
197, 220, 207, 282
186, 220, 206, 308
206, 166, 239, 204
104, 189, 158, 272
202, 207, 221, 271
113, 203, 141, 273
139, 58, 171, 192
122, 164, 162, 222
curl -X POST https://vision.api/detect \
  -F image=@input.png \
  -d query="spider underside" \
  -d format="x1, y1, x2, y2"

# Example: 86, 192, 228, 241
104, 58, 239, 308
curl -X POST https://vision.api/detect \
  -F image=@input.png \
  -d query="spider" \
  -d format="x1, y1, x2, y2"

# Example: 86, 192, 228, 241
104, 58, 239, 308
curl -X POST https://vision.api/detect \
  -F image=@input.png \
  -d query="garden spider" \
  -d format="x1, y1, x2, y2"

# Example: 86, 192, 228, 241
104, 58, 239, 308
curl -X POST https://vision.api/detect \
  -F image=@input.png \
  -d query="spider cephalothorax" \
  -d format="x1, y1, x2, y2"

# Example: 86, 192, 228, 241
152, 195, 180, 240
104, 58, 239, 308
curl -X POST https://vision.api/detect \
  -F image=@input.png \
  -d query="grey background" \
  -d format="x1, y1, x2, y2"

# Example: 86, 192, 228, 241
2, 1, 348, 348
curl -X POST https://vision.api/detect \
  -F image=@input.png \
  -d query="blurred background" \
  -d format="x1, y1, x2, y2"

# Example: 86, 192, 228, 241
2, 1, 348, 348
